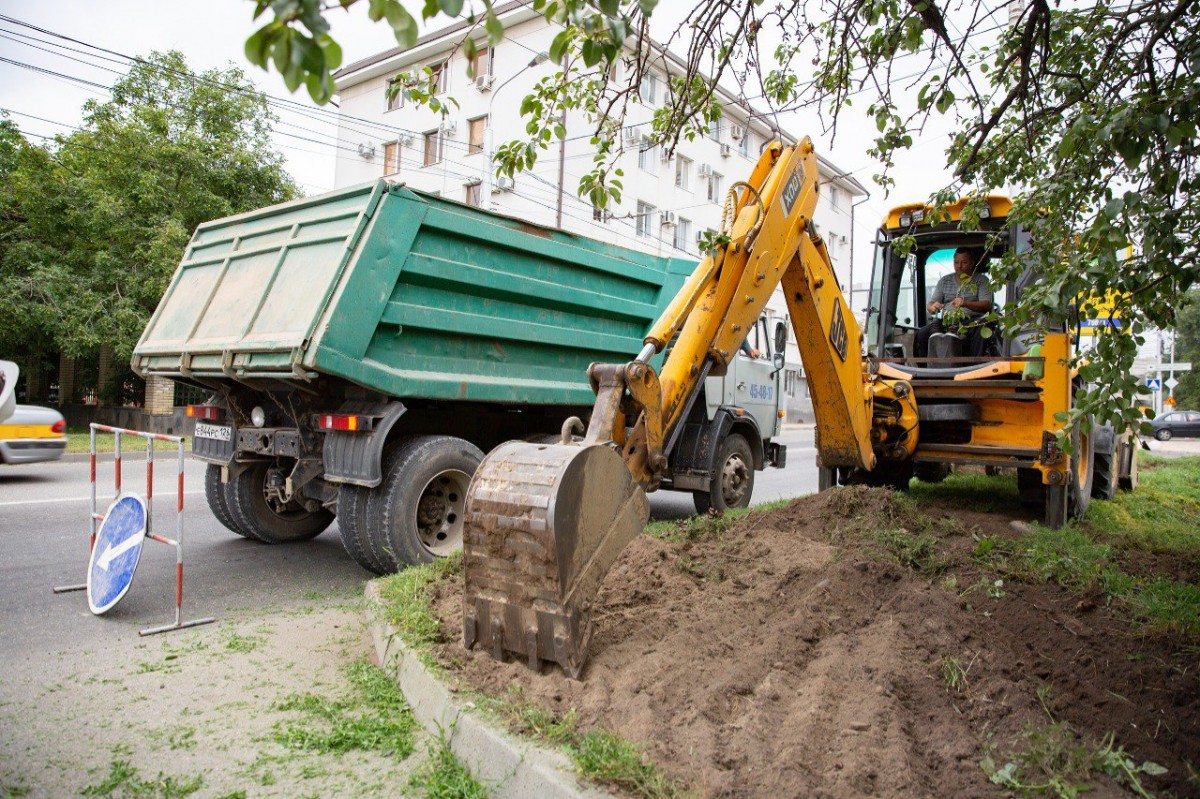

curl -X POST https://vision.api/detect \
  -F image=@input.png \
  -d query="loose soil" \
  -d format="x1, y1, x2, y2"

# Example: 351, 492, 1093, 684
427, 488, 1200, 798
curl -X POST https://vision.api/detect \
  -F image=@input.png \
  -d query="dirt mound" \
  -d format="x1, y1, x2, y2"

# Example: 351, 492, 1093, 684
429, 488, 1199, 798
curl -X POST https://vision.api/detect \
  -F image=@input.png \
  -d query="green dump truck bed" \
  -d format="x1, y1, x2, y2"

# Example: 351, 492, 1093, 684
133, 181, 694, 406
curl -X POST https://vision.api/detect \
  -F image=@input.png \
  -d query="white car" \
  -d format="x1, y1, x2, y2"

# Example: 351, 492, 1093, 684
1, 360, 68, 464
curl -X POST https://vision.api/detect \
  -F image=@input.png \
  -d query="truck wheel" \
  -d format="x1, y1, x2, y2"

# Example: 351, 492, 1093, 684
1037, 426, 1094, 527
226, 461, 334, 544
336, 483, 387, 574
205, 464, 261, 541
693, 433, 754, 514
365, 436, 483, 571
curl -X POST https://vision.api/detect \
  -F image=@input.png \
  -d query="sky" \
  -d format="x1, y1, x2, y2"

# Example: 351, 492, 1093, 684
0, 0, 968, 272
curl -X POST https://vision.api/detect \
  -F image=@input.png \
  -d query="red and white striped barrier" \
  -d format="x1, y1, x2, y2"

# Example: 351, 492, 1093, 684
53, 424, 215, 635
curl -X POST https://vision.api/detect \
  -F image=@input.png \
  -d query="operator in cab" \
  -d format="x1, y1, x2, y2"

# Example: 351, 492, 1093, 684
917, 248, 994, 358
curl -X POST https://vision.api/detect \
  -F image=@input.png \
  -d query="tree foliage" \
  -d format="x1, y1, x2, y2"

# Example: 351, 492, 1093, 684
1171, 292, 1200, 410
246, 0, 1199, 431
0, 51, 297, 389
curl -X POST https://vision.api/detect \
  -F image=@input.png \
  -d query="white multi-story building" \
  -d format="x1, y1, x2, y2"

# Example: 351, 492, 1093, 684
332, 1, 868, 420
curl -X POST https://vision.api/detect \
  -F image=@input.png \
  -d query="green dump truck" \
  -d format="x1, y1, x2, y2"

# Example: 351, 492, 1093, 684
133, 182, 787, 573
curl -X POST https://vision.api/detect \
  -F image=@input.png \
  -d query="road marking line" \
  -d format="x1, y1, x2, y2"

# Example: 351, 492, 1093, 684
0, 491, 204, 508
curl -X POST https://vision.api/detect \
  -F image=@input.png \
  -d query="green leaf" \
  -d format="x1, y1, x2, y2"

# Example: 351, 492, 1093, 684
598, 0, 620, 15
549, 29, 572, 64
935, 88, 955, 114
384, 2, 419, 48
438, 0, 465, 15
485, 12, 504, 44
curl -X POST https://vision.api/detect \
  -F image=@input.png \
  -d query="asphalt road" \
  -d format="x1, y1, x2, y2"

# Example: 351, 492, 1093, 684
0, 424, 819, 657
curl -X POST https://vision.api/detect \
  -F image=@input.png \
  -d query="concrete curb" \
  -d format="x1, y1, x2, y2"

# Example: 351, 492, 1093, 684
364, 582, 605, 799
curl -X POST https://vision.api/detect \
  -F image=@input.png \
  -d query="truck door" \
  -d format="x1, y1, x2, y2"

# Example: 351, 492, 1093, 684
727, 317, 779, 437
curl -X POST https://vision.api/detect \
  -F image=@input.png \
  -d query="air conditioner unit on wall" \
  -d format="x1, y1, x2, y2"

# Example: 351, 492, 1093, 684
720, 143, 732, 158
623, 126, 644, 145
399, 133, 413, 146
698, 163, 712, 177
729, 124, 745, 142
474, 74, 495, 91
357, 142, 376, 160
660, 147, 674, 162
495, 176, 515, 192
440, 119, 457, 136
659, 210, 676, 226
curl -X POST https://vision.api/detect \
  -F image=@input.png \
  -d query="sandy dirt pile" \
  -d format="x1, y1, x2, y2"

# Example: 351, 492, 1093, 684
428, 488, 1198, 798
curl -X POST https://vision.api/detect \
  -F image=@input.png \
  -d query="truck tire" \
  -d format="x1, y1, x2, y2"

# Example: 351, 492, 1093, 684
226, 461, 334, 544
365, 435, 483, 571
336, 483, 388, 574
914, 463, 951, 484
204, 464, 261, 541
693, 433, 754, 514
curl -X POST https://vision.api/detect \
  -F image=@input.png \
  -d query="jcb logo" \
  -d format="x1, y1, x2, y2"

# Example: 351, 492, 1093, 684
829, 299, 848, 362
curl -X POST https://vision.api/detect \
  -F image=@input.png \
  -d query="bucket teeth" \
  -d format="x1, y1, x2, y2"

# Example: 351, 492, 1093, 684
462, 440, 649, 678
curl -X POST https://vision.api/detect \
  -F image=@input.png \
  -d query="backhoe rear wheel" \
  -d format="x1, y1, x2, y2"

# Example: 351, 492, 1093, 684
364, 435, 483, 571
226, 461, 334, 544
693, 433, 754, 514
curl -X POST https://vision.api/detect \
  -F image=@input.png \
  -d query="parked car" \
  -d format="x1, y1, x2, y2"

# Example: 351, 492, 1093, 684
1150, 410, 1200, 441
0, 403, 68, 464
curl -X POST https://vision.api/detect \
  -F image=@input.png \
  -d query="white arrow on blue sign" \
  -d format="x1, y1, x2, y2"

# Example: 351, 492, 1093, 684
87, 493, 148, 615
1146, 378, 1162, 391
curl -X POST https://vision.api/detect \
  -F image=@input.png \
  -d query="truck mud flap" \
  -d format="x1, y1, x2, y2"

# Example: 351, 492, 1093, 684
322, 401, 406, 488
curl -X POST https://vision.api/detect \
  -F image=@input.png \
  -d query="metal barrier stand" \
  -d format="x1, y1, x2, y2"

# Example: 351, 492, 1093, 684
53, 425, 215, 635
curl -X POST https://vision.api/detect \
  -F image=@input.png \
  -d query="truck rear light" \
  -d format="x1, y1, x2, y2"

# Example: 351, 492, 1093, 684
51, 420, 65, 434
317, 414, 374, 432
187, 405, 224, 421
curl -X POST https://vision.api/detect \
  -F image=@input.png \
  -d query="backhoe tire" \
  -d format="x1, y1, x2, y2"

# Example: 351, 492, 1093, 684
1156, 428, 1172, 442
693, 433, 754, 514
337, 483, 387, 574
914, 463, 951, 484
226, 461, 334, 544
1091, 425, 1117, 501
205, 464, 261, 541
364, 435, 483, 572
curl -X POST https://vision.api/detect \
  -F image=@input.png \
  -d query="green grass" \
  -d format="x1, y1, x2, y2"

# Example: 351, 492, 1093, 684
67, 428, 185, 455
375, 554, 461, 656
272, 661, 418, 759
906, 470, 1022, 514
644, 498, 790, 541
407, 738, 489, 799
873, 527, 947, 574
1084, 455, 1200, 556
81, 760, 204, 798
981, 722, 1166, 798
474, 691, 686, 798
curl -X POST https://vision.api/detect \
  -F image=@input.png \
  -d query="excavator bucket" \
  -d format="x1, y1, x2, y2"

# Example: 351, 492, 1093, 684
462, 439, 649, 678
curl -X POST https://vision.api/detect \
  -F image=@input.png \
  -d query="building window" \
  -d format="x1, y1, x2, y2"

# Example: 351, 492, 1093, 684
829, 184, 842, 210
383, 141, 400, 175
709, 116, 724, 142
465, 182, 482, 207
423, 131, 443, 166
386, 80, 403, 111
471, 45, 491, 78
675, 156, 691, 190
638, 143, 657, 174
468, 116, 487, 155
739, 130, 752, 157
428, 61, 449, 95
707, 171, 723, 203
674, 217, 692, 251
636, 201, 656, 238
640, 71, 658, 105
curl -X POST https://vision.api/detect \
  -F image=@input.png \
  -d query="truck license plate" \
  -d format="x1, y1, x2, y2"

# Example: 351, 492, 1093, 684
194, 422, 232, 442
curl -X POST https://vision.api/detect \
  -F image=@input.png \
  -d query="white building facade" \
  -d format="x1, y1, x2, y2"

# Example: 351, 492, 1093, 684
332, 2, 868, 421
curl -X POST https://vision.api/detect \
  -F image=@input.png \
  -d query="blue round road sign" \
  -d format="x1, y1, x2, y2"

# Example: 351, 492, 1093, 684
87, 494, 148, 615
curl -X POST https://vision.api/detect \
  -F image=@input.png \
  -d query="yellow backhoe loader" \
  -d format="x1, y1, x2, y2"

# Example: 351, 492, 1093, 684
460, 138, 1134, 677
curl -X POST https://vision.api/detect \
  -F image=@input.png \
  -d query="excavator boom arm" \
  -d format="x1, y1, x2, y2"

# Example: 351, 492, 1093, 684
461, 137, 875, 678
